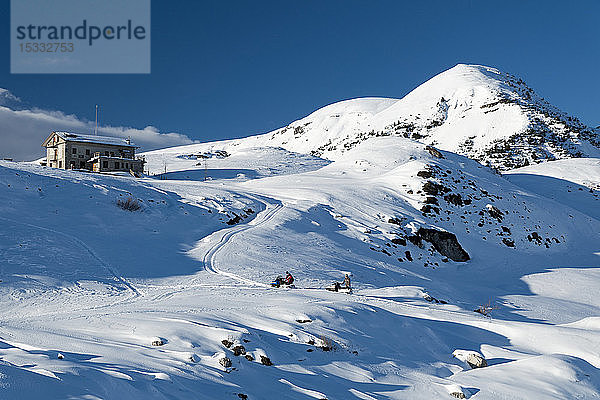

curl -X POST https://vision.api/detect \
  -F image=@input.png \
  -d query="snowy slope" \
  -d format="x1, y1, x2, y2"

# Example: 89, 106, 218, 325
1, 129, 600, 400
504, 158, 600, 221
506, 158, 600, 190
142, 146, 330, 180
146, 64, 599, 172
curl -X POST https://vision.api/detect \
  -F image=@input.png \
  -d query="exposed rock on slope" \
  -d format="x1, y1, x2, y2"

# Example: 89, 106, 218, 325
417, 227, 470, 262
453, 350, 488, 369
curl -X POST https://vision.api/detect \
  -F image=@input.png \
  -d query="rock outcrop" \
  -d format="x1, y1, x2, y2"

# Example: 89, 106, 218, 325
417, 228, 470, 262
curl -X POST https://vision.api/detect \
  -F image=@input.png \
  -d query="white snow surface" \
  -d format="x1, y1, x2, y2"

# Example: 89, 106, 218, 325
506, 158, 600, 189
1, 129, 600, 399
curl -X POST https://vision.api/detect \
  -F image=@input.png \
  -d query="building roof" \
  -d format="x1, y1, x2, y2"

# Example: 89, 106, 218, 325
42, 132, 137, 148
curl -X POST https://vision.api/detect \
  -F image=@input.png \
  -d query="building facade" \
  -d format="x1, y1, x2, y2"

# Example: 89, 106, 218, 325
41, 132, 145, 174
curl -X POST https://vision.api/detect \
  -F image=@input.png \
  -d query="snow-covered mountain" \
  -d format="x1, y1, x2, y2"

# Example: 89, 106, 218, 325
2, 64, 600, 399
171, 64, 599, 171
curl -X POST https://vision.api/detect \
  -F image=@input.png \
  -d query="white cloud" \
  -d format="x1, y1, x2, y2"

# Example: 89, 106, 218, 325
0, 88, 197, 161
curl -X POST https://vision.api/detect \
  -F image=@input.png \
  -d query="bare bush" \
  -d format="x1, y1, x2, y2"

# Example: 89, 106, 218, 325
319, 335, 339, 352
474, 299, 497, 317
117, 196, 142, 212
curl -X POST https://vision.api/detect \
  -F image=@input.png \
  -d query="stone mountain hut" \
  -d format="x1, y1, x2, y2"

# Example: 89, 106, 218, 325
42, 131, 145, 174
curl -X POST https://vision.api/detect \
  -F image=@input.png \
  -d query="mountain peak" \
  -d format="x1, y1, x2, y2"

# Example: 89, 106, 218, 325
242, 64, 599, 169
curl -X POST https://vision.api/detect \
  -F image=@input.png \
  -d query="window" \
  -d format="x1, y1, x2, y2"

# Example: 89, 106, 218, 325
110, 152, 115, 157
114, 161, 120, 169
105, 151, 109, 156
103, 161, 108, 168
58, 161, 62, 168
125, 163, 129, 169
86, 149, 90, 155
72, 147, 77, 154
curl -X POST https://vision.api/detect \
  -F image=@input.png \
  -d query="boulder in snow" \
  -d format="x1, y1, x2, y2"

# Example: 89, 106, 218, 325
425, 145, 445, 159
485, 204, 504, 221
219, 356, 232, 368
452, 349, 487, 369
445, 383, 467, 399
232, 345, 246, 356
260, 355, 273, 366
417, 227, 470, 262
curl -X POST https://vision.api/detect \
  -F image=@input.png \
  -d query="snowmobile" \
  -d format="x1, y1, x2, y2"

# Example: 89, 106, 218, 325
325, 281, 352, 294
270, 276, 295, 288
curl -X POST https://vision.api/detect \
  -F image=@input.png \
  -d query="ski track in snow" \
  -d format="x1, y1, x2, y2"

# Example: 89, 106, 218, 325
199, 195, 284, 287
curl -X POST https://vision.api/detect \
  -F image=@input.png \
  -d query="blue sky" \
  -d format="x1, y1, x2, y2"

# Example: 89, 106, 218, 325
1, 0, 599, 147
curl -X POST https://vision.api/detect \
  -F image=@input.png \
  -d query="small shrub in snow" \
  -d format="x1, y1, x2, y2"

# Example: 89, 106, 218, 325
319, 336, 338, 352
117, 196, 142, 212
244, 354, 254, 361
57, 353, 64, 359
474, 299, 497, 317
221, 339, 233, 348
152, 339, 165, 346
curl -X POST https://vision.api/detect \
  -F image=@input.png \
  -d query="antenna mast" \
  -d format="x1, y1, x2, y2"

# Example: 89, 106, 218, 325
204, 156, 207, 181
94, 105, 99, 135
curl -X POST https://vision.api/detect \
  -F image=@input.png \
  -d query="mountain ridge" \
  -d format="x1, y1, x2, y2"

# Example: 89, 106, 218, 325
166, 64, 599, 171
